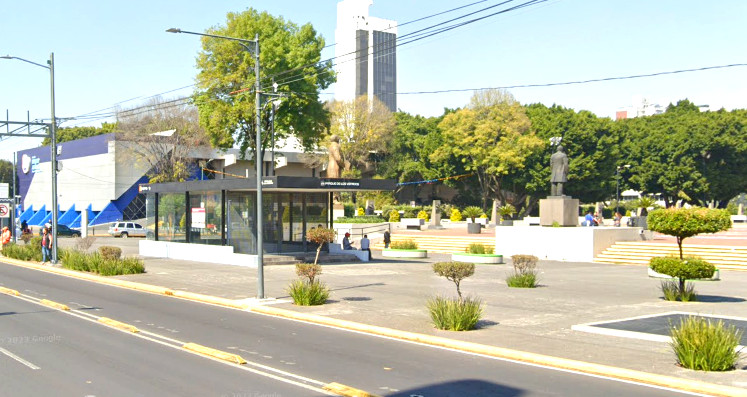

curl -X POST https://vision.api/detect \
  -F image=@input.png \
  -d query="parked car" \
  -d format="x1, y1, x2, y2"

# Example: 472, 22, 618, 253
108, 221, 146, 238
56, 224, 81, 238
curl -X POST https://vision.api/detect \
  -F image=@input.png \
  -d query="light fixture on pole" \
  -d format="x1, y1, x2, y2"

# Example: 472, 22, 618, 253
616, 164, 631, 217
167, 28, 266, 299
1, 53, 59, 264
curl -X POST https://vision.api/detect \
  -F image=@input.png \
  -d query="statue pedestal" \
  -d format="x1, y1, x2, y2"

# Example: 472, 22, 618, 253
539, 196, 579, 227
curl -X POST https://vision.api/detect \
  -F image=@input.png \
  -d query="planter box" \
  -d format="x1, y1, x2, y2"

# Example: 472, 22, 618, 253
452, 252, 503, 264
382, 249, 428, 258
401, 218, 425, 230
647, 267, 720, 281
467, 223, 482, 234
500, 219, 514, 226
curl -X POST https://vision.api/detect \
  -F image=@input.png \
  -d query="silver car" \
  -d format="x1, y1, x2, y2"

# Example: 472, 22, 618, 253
108, 221, 146, 238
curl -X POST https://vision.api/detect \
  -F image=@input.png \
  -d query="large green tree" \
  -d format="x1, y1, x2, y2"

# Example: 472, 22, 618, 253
432, 90, 543, 210
0, 159, 14, 186
194, 9, 334, 172
41, 123, 117, 145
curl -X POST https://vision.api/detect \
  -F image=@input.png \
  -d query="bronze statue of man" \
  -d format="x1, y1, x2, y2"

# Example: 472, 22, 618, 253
550, 145, 569, 196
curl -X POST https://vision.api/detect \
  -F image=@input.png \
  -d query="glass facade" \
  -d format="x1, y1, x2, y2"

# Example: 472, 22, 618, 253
157, 193, 186, 242
372, 30, 397, 112
226, 191, 256, 255
188, 190, 222, 246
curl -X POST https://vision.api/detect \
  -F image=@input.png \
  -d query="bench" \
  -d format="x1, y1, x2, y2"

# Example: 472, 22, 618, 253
328, 243, 370, 262
400, 218, 424, 230
731, 215, 747, 223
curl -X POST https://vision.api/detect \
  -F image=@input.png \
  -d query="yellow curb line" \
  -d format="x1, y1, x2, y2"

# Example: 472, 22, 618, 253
182, 342, 246, 364
170, 291, 248, 309
40, 299, 70, 311
98, 317, 140, 333
0, 286, 20, 296
251, 306, 746, 397
323, 382, 381, 397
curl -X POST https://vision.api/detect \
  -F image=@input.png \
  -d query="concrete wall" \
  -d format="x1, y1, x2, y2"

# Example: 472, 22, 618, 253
139, 240, 257, 267
495, 226, 651, 262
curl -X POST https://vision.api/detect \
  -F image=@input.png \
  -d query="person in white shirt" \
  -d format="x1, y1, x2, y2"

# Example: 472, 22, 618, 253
360, 234, 371, 260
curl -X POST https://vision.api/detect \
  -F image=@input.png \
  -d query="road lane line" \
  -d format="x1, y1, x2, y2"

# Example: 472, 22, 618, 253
39, 299, 70, 311
0, 286, 20, 296
182, 343, 247, 364
0, 346, 41, 370
98, 317, 140, 333
323, 382, 381, 397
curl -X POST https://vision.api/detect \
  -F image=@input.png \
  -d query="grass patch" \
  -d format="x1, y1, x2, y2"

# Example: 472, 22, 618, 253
506, 272, 538, 288
670, 316, 743, 371
660, 280, 697, 301
287, 280, 329, 306
59, 250, 145, 276
466, 243, 494, 254
426, 296, 483, 331
333, 216, 386, 223
390, 240, 419, 250
2, 237, 43, 262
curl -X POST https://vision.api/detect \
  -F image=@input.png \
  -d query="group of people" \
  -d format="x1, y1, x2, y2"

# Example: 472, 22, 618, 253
342, 232, 372, 259
583, 211, 624, 227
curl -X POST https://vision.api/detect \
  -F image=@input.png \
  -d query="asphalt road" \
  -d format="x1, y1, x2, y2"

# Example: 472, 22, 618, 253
0, 261, 706, 397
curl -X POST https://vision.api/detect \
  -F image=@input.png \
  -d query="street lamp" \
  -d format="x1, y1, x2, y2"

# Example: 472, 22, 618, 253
1, 53, 59, 264
167, 28, 266, 299
615, 164, 631, 217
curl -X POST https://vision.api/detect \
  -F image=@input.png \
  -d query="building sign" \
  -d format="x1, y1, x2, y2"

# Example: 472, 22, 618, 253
21, 154, 31, 174
320, 179, 361, 188
191, 207, 206, 228
138, 185, 151, 193
31, 156, 41, 174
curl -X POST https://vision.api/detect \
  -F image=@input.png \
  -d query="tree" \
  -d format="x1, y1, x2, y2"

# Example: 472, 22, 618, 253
117, 97, 211, 183
432, 261, 475, 300
325, 96, 395, 176
41, 123, 118, 145
0, 160, 14, 186
306, 227, 335, 266
194, 9, 334, 173
433, 89, 543, 209
648, 207, 732, 259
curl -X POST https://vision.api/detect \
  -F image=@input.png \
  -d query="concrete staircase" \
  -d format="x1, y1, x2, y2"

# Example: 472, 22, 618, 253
594, 242, 747, 271
372, 234, 495, 254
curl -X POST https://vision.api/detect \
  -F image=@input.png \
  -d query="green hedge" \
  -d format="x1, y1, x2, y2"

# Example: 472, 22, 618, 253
334, 215, 386, 223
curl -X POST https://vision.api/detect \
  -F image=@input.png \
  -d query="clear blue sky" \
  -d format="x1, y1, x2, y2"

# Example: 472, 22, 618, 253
2, 0, 746, 160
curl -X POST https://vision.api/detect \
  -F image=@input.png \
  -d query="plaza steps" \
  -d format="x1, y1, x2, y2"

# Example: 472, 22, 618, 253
371, 234, 496, 254
594, 242, 747, 271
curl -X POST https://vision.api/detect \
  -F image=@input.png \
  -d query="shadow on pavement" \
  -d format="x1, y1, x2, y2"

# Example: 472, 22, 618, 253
692, 295, 746, 303
393, 379, 524, 397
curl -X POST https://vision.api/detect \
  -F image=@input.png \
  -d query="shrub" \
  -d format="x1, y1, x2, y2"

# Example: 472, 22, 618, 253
98, 246, 122, 260
670, 316, 743, 371
287, 280, 329, 306
334, 215, 385, 223
660, 280, 680, 301
427, 296, 483, 331
389, 210, 401, 222
74, 236, 97, 251
390, 239, 418, 250
306, 227, 336, 266
648, 208, 731, 259
356, 207, 365, 216
507, 254, 539, 288
58, 250, 145, 276
650, 256, 715, 301
462, 206, 483, 222
498, 204, 516, 220
417, 210, 430, 222
343, 203, 355, 217
402, 207, 418, 218
20, 232, 33, 244
432, 261, 475, 299
450, 208, 463, 222
296, 263, 322, 284
2, 239, 42, 262
506, 272, 538, 288
466, 243, 494, 254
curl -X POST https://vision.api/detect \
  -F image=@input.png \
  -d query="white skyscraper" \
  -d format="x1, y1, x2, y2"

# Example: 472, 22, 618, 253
334, 0, 397, 112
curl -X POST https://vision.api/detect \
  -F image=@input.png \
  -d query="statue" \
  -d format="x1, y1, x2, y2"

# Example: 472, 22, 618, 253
327, 134, 342, 178
550, 145, 568, 196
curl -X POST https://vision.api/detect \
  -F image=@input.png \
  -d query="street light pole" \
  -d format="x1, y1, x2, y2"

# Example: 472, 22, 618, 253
167, 28, 265, 299
1, 53, 59, 263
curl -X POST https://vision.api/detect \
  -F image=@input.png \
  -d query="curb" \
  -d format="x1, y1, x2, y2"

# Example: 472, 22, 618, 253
2, 256, 744, 396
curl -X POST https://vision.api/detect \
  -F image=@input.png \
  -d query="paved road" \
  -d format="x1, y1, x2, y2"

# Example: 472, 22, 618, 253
0, 262, 706, 397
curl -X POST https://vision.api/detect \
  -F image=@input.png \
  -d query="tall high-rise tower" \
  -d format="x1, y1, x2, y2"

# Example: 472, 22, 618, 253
335, 0, 397, 112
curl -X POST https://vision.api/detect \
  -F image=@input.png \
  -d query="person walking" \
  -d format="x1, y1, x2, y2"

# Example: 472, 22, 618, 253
360, 234, 371, 260
1, 226, 11, 249
383, 230, 391, 248
41, 227, 53, 265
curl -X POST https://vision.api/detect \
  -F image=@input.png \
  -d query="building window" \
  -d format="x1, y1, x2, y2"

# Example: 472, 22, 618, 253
157, 193, 186, 242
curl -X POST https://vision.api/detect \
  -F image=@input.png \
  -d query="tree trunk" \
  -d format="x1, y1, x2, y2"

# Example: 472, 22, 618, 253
677, 236, 684, 259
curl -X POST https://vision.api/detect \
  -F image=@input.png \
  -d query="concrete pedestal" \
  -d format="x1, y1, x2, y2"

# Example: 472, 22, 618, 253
539, 196, 579, 226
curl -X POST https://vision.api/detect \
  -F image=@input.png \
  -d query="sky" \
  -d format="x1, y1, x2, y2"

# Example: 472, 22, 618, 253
1, 0, 746, 161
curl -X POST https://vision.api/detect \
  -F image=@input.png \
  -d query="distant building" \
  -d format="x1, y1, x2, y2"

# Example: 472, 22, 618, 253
335, 0, 397, 112
615, 97, 665, 120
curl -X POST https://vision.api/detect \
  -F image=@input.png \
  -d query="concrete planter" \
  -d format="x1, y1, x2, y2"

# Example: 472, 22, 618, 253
452, 252, 503, 264
647, 267, 720, 281
382, 249, 428, 258
500, 219, 514, 226
467, 223, 482, 234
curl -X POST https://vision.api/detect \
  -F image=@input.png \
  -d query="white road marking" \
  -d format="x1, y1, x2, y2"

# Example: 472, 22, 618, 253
0, 346, 41, 370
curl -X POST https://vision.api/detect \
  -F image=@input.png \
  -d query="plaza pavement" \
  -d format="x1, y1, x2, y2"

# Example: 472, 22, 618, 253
46, 231, 747, 392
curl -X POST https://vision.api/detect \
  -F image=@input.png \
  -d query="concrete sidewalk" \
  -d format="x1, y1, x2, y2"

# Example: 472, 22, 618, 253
108, 251, 747, 390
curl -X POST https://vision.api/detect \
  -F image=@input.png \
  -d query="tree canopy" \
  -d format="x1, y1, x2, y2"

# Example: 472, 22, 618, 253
194, 8, 334, 173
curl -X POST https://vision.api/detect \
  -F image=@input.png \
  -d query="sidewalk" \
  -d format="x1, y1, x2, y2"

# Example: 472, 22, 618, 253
109, 251, 747, 390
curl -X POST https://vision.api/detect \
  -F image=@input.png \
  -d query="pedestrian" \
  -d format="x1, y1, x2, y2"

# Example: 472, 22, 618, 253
342, 232, 354, 250
383, 230, 391, 248
1, 226, 11, 249
613, 212, 622, 227
360, 234, 370, 260
41, 227, 53, 265
583, 211, 594, 227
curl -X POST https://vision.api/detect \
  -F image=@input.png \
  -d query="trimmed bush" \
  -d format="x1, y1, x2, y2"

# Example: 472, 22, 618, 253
433, 261, 475, 299
389, 210, 401, 222
296, 263, 322, 284
334, 215, 386, 223
57, 249, 144, 276
390, 239, 418, 250
307, 227, 335, 266
650, 256, 715, 301
74, 236, 97, 251
450, 208, 463, 222
427, 296, 483, 331
506, 272, 538, 288
417, 210, 430, 222
356, 207, 365, 216
98, 246, 122, 260
287, 280, 329, 306
648, 208, 732, 259
507, 254, 539, 288
670, 316, 743, 371
466, 243, 494, 254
